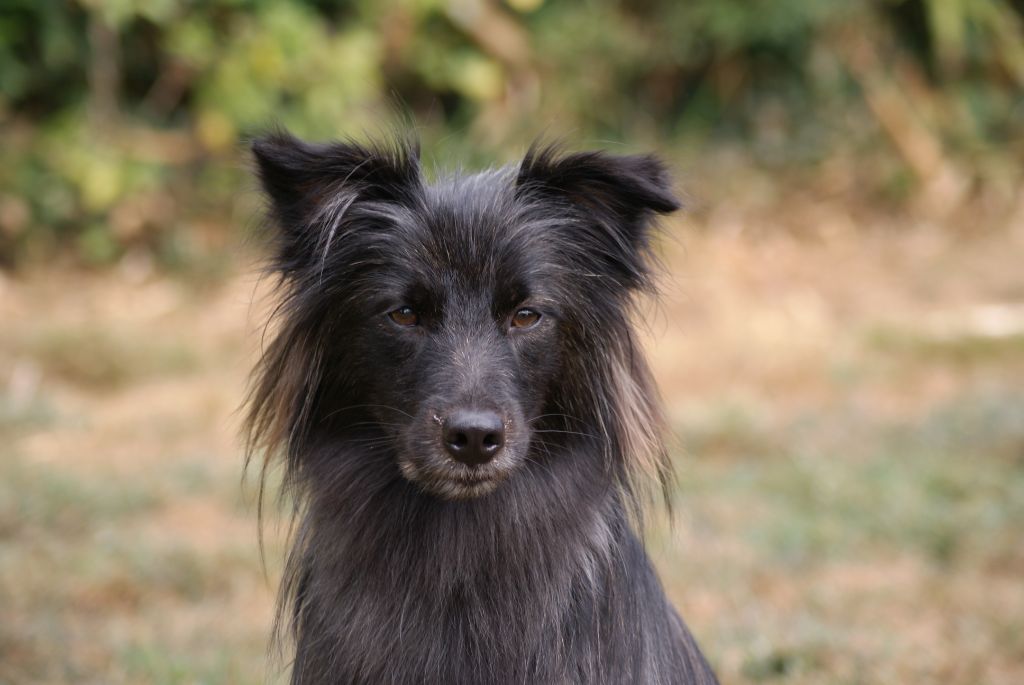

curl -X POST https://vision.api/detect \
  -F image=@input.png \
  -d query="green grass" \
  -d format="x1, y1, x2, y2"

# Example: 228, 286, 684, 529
666, 389, 1024, 682
0, 445, 276, 684
0, 454, 161, 539
867, 326, 1024, 366
118, 642, 269, 685
0, 394, 56, 438
682, 390, 1024, 561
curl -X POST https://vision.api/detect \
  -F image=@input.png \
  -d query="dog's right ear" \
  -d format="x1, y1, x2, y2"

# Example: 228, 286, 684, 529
251, 130, 420, 272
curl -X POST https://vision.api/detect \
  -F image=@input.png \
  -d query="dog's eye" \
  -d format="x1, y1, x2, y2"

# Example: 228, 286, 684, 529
388, 307, 419, 327
510, 309, 541, 329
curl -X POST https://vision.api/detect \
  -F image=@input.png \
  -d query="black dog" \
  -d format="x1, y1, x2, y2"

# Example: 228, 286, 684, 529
246, 129, 718, 684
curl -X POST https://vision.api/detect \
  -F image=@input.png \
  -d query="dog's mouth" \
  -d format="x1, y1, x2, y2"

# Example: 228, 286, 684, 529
397, 446, 521, 500
446, 464, 510, 495
440, 475, 504, 500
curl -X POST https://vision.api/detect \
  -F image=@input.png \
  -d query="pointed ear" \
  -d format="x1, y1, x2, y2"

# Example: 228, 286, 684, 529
515, 145, 681, 287
251, 130, 420, 273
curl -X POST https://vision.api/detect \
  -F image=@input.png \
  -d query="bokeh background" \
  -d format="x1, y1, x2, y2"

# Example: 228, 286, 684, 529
2, 1, 1023, 683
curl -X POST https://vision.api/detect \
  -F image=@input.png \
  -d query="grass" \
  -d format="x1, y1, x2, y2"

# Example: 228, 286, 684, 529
681, 390, 1024, 565
661, 390, 1024, 683
868, 326, 1024, 366
0, 445, 276, 684
16, 325, 200, 390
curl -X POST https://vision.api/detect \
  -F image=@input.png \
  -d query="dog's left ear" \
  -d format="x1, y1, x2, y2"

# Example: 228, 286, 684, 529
516, 145, 680, 287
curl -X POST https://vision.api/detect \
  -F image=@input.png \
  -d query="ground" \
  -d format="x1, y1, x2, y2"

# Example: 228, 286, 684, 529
2, 200, 1023, 683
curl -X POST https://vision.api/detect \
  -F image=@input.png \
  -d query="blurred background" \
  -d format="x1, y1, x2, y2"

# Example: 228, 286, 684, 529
1, 0, 1023, 682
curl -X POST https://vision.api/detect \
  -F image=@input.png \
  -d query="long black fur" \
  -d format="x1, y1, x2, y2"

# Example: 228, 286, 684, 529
246, 129, 718, 684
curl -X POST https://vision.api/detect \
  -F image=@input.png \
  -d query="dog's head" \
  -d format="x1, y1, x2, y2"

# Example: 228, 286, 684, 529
248, 131, 679, 500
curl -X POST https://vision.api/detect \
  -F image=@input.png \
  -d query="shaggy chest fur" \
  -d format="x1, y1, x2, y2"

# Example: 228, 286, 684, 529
286, 444, 712, 685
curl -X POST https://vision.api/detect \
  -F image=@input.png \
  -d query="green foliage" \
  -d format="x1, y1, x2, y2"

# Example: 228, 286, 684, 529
0, 0, 1021, 266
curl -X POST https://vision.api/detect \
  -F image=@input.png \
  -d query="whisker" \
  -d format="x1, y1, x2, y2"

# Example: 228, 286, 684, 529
321, 404, 416, 422
527, 413, 586, 425
330, 420, 408, 430
531, 428, 599, 440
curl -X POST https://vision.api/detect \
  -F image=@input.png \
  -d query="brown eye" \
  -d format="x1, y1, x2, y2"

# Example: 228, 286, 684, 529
511, 308, 541, 329
388, 306, 419, 326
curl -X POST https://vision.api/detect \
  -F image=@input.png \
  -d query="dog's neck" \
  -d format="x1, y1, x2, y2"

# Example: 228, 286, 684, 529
284, 439, 640, 681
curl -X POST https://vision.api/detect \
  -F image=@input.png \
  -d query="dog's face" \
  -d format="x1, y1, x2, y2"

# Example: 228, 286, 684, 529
341, 194, 568, 499
252, 134, 679, 500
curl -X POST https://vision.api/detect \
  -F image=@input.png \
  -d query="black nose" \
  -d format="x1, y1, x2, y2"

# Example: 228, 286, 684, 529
442, 410, 505, 466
